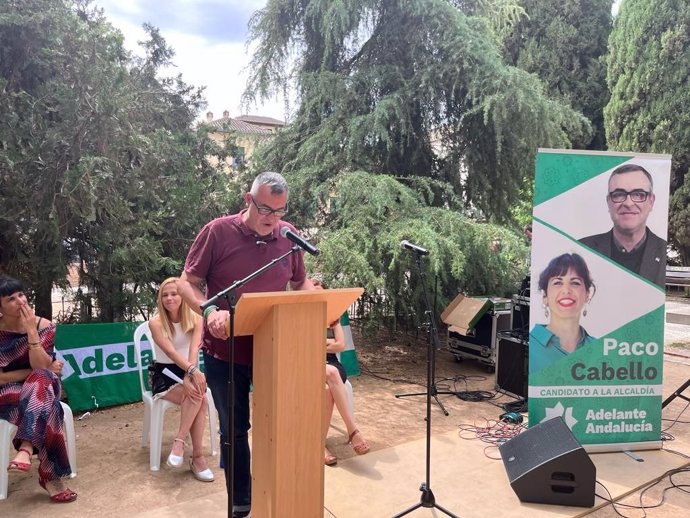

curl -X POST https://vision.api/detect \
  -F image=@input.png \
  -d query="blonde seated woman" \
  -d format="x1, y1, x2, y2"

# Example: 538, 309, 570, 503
312, 279, 369, 465
148, 277, 213, 482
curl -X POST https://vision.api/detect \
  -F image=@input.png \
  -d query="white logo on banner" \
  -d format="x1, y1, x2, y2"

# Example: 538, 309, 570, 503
541, 401, 578, 428
56, 340, 153, 380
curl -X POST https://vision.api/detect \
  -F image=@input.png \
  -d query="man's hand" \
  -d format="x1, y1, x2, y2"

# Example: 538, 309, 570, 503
206, 309, 230, 339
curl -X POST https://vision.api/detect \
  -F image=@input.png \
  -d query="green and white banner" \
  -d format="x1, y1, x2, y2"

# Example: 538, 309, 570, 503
339, 312, 360, 377
55, 322, 152, 412
528, 150, 670, 450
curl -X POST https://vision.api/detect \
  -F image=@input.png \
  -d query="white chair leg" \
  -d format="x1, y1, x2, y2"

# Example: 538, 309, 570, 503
345, 379, 355, 414
149, 406, 164, 472
0, 420, 17, 500
60, 402, 77, 478
206, 390, 218, 456
141, 402, 151, 447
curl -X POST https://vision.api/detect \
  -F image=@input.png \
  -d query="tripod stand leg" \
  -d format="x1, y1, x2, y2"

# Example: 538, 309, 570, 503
662, 378, 690, 409
432, 394, 450, 416
433, 501, 459, 517
395, 391, 427, 398
395, 391, 451, 416
391, 484, 459, 517
391, 501, 422, 518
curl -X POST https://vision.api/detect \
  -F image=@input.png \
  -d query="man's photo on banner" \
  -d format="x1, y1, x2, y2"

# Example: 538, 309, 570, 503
578, 163, 667, 288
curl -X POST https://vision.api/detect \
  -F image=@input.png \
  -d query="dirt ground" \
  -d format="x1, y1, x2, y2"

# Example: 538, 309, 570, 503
3, 317, 690, 517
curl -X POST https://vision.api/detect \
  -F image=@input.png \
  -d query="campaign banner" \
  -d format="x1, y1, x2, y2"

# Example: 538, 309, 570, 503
339, 312, 361, 377
55, 322, 152, 412
528, 150, 671, 450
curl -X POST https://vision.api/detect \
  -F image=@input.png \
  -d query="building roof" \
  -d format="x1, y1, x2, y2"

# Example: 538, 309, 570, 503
205, 115, 274, 135
235, 115, 286, 127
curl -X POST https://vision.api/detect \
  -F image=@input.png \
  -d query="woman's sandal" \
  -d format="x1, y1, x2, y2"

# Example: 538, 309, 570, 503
190, 456, 214, 482
167, 438, 186, 468
324, 448, 337, 466
348, 429, 370, 455
39, 479, 78, 503
7, 447, 32, 472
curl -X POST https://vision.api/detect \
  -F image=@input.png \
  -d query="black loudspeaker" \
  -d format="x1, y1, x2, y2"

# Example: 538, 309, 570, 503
499, 417, 596, 508
510, 297, 530, 333
496, 334, 528, 398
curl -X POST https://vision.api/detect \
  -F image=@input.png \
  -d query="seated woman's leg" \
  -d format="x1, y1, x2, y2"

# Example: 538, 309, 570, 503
188, 394, 208, 458
189, 396, 213, 480
1, 387, 34, 471
323, 385, 337, 465
323, 384, 335, 436
325, 365, 369, 454
8, 439, 32, 471
162, 383, 205, 460
17, 369, 75, 500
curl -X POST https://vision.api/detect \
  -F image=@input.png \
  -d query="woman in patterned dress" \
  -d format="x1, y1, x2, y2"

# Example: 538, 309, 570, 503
0, 276, 76, 503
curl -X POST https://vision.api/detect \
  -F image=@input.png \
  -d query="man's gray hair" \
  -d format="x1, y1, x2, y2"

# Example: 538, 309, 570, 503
609, 163, 654, 192
250, 172, 289, 195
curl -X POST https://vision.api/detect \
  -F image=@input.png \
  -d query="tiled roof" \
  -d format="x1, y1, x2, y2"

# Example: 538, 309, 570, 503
206, 116, 274, 135
236, 115, 286, 126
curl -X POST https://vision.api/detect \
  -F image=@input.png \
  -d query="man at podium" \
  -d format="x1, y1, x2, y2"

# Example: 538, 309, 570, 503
178, 172, 314, 518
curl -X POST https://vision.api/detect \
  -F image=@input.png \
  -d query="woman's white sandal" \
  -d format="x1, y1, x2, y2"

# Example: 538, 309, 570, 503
190, 457, 214, 482
166, 438, 186, 468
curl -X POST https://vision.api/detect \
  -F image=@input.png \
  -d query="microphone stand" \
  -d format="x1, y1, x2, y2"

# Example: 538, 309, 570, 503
393, 251, 458, 518
201, 245, 302, 518
394, 351, 454, 414
395, 268, 455, 415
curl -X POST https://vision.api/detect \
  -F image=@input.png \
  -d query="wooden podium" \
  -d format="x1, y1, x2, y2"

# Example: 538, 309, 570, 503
233, 288, 363, 518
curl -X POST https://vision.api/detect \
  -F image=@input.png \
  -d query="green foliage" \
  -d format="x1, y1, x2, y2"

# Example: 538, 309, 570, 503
306, 171, 528, 328
605, 0, 690, 262
450, 0, 527, 44
242, 0, 586, 328
246, 0, 590, 221
502, 0, 612, 150
0, 0, 233, 320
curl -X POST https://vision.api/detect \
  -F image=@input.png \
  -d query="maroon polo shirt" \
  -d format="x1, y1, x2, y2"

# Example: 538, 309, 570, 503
184, 210, 307, 364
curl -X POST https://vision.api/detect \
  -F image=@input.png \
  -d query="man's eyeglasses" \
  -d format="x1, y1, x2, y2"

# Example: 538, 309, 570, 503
249, 195, 288, 217
608, 189, 650, 203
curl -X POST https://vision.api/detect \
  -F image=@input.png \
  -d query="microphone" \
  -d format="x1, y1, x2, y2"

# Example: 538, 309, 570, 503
400, 240, 429, 255
280, 226, 320, 256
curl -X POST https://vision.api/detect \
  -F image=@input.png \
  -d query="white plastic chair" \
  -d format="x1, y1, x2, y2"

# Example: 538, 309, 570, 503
344, 379, 354, 413
132, 321, 218, 471
1, 401, 77, 500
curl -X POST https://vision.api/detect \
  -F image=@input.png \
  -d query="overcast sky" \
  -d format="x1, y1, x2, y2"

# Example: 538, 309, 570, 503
94, 0, 286, 122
